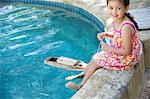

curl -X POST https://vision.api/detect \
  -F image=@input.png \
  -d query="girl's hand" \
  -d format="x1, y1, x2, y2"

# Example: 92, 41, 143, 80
97, 32, 114, 41
101, 43, 111, 52
97, 33, 106, 41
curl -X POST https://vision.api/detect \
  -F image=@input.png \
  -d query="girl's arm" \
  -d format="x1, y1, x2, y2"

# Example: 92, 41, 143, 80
101, 24, 133, 55
97, 32, 114, 41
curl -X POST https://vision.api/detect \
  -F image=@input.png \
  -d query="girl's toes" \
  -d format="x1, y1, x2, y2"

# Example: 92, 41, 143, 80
65, 82, 82, 90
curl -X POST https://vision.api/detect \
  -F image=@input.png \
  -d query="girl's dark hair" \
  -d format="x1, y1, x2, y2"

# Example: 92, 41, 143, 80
106, 0, 139, 30
125, 13, 139, 30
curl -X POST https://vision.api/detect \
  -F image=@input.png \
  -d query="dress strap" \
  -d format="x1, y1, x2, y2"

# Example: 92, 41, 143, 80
120, 21, 137, 36
112, 22, 118, 32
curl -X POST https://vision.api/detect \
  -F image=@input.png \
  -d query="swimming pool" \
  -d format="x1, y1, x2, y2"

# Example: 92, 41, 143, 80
0, 2, 104, 99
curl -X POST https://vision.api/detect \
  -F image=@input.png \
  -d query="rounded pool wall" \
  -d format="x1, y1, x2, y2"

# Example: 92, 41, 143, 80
0, 0, 104, 32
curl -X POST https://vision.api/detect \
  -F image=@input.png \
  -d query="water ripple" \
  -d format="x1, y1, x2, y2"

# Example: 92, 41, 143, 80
0, 25, 13, 34
2, 42, 35, 52
8, 42, 35, 50
0, 5, 16, 15
7, 63, 37, 76
6, 25, 39, 35
13, 16, 38, 23
24, 41, 63, 56
0, 33, 6, 38
39, 92, 49, 97
34, 28, 58, 41
9, 35, 27, 40
8, 7, 36, 21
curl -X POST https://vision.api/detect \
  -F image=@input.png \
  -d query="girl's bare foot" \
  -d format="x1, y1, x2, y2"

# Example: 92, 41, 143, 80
65, 72, 85, 80
65, 82, 82, 90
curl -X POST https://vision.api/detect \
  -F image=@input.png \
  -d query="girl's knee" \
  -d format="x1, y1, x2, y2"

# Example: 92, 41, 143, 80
90, 59, 96, 64
93, 64, 100, 69
93, 59, 102, 68
91, 60, 100, 69
88, 59, 101, 69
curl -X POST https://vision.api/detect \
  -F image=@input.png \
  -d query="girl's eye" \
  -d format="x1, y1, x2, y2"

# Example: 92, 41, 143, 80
109, 7, 113, 10
117, 8, 121, 10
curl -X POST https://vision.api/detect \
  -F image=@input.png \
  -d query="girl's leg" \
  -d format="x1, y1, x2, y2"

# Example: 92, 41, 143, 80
65, 59, 101, 90
80, 59, 101, 85
65, 72, 85, 80
65, 59, 97, 80
83, 59, 97, 74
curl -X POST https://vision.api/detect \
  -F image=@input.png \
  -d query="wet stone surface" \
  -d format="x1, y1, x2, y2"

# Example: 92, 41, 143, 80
141, 68, 150, 99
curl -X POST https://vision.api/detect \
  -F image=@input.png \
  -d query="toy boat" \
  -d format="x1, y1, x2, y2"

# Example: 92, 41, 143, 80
44, 56, 87, 71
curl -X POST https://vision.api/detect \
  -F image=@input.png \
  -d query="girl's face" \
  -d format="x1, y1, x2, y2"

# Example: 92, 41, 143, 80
107, 0, 128, 22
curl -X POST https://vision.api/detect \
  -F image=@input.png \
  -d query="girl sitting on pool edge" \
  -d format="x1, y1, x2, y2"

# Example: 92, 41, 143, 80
65, 0, 141, 90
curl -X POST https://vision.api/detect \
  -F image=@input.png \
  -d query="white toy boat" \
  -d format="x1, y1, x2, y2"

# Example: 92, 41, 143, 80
44, 56, 87, 71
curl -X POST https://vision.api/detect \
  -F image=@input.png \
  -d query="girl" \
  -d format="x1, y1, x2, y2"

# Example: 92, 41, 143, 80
65, 0, 141, 90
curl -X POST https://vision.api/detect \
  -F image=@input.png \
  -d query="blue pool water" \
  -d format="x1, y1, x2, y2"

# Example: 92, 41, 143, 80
0, 2, 103, 99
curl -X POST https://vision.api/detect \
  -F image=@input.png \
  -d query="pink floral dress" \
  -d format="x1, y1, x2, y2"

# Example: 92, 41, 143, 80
93, 21, 141, 70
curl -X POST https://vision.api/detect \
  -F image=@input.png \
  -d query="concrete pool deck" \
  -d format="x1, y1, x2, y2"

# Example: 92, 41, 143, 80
47, 0, 150, 98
